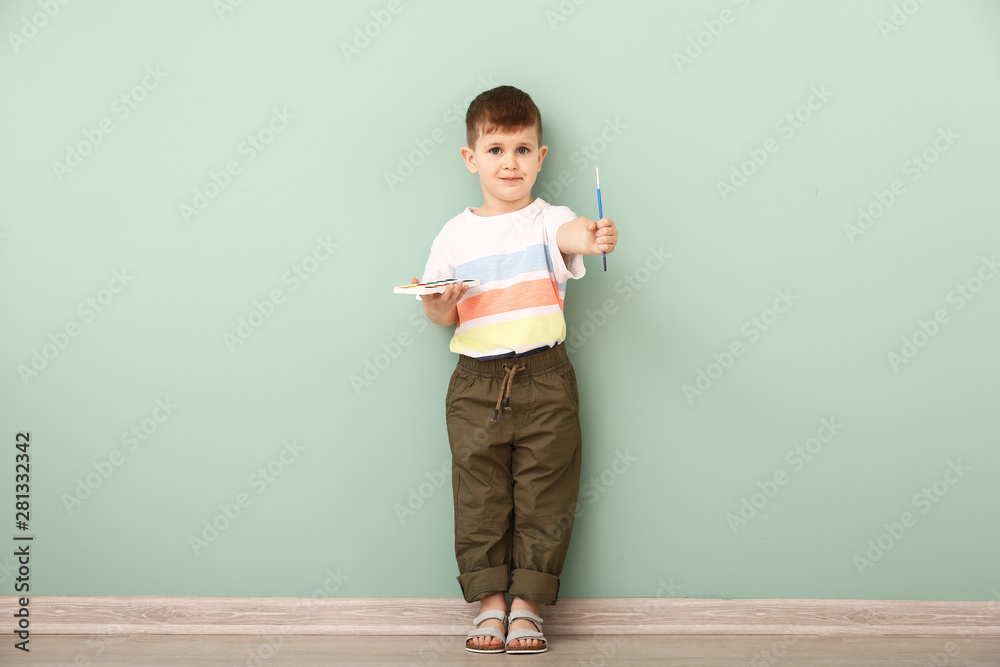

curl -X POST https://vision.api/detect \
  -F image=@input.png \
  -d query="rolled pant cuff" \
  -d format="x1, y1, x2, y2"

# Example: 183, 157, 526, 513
508, 568, 560, 606
457, 565, 510, 603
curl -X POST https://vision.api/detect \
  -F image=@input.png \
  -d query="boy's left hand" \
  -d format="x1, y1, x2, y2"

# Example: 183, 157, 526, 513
588, 217, 618, 256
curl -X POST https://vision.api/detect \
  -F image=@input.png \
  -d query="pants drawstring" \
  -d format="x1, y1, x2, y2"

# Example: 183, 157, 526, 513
492, 363, 527, 423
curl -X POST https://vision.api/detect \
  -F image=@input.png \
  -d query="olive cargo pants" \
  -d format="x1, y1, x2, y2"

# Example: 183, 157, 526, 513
445, 343, 582, 606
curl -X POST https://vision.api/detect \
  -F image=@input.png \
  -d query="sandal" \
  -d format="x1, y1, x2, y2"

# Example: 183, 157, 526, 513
465, 609, 507, 654
504, 608, 547, 654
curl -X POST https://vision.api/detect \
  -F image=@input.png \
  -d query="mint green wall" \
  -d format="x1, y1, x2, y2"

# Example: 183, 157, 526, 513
2, 1, 998, 602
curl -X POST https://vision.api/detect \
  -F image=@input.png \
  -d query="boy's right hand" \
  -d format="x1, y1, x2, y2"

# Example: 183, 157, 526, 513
413, 277, 468, 326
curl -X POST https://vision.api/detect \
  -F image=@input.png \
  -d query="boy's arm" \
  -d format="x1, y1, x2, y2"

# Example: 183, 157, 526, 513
556, 216, 618, 257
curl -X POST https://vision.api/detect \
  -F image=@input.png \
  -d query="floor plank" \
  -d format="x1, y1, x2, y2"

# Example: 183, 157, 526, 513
20, 596, 1000, 636
10, 634, 1000, 666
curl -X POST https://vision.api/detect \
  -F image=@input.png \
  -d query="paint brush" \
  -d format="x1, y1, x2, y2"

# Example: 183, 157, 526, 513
597, 167, 606, 271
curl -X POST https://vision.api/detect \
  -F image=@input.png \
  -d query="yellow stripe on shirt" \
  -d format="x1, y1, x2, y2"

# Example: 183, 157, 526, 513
450, 313, 567, 355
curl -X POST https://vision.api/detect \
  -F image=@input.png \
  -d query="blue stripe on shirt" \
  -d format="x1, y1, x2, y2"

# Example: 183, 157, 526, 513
455, 244, 552, 286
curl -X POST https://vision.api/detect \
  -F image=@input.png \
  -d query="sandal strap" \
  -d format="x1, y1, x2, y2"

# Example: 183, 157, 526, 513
505, 628, 545, 643
507, 608, 543, 627
471, 609, 507, 626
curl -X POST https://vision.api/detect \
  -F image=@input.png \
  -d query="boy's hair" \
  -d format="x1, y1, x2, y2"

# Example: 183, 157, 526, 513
465, 85, 542, 149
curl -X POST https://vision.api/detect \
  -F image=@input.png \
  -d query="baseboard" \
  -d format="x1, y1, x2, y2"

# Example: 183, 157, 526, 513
6, 596, 1000, 636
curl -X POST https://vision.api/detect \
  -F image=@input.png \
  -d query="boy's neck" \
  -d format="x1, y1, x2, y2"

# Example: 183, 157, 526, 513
471, 194, 537, 217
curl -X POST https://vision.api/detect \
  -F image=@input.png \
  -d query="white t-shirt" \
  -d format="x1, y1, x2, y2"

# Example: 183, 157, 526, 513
420, 198, 586, 358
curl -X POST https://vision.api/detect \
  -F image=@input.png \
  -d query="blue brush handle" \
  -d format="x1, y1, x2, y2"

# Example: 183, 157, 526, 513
598, 187, 606, 271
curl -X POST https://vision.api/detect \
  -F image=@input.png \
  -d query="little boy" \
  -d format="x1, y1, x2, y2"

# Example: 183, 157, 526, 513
413, 85, 617, 654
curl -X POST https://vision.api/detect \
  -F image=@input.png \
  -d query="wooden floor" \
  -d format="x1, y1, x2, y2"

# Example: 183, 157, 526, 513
13, 634, 1000, 666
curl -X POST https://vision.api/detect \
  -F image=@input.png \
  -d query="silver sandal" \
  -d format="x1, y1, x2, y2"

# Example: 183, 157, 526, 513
504, 608, 547, 654
465, 609, 507, 654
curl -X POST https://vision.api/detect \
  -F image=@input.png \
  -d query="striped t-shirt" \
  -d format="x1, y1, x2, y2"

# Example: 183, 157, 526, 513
420, 198, 586, 358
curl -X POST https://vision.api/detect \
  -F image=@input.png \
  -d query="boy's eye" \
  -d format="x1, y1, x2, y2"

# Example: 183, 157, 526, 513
517, 147, 530, 154
489, 147, 501, 155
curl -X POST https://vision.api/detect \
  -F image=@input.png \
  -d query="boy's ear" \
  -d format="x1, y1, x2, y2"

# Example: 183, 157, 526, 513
460, 146, 478, 173
537, 144, 548, 169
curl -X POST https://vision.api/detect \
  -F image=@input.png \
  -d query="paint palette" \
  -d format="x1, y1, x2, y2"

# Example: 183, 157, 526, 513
394, 279, 479, 295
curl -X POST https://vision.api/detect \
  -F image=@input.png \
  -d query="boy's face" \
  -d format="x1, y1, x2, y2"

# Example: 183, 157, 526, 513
460, 124, 548, 214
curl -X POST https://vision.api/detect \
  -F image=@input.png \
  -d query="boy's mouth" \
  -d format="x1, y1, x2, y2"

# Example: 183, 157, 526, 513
501, 177, 520, 183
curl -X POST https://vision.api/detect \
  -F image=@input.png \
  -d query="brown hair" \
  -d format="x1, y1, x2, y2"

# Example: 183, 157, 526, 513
465, 85, 542, 149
